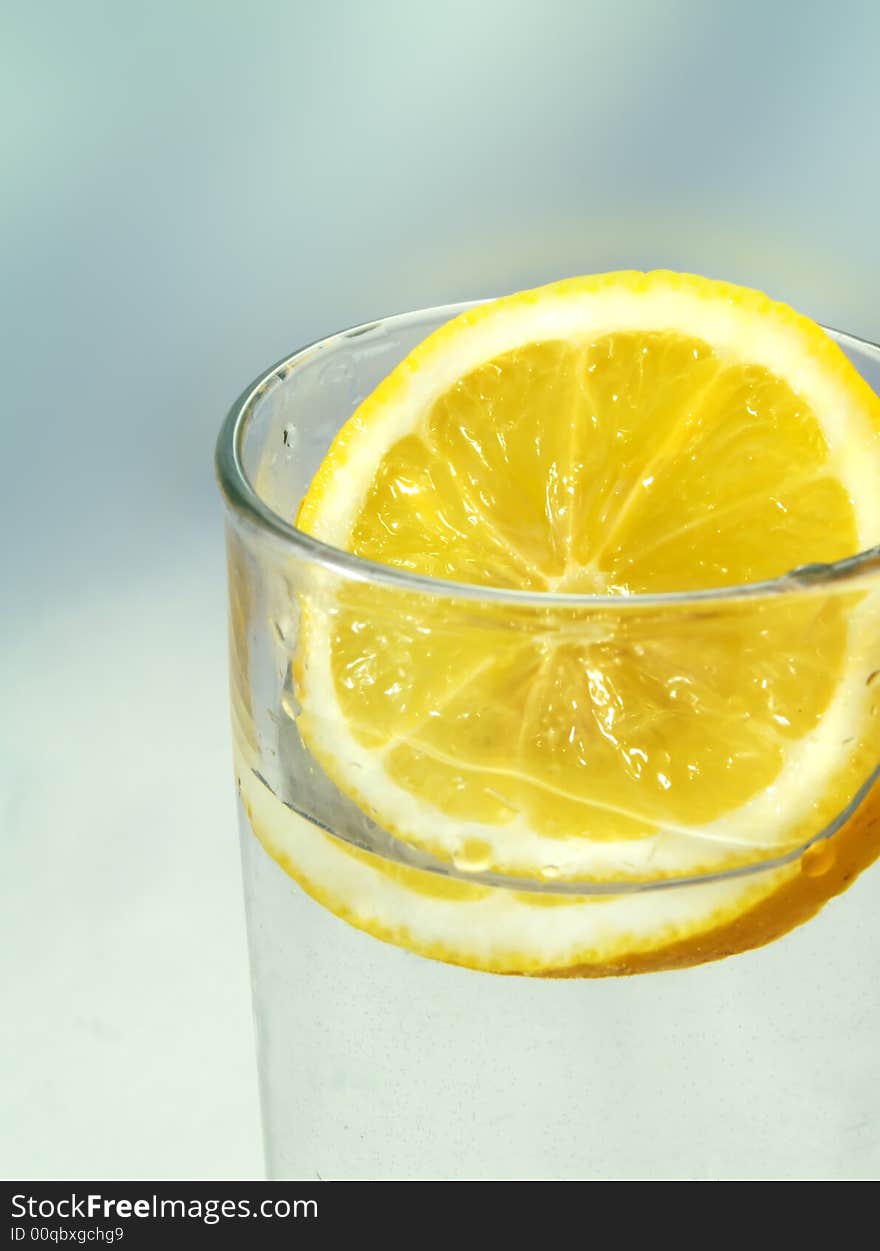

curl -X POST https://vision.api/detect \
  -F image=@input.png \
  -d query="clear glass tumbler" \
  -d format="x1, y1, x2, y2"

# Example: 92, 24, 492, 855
216, 304, 880, 1181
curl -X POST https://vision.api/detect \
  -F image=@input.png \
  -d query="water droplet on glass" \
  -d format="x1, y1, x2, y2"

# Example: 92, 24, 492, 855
540, 864, 561, 880
280, 669, 302, 721
274, 615, 298, 646
452, 838, 493, 873
801, 841, 836, 878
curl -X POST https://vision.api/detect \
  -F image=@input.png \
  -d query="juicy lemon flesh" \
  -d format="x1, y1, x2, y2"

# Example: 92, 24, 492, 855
350, 333, 854, 593
325, 331, 856, 848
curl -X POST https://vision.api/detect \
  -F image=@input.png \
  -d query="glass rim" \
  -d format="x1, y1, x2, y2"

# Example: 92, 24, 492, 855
215, 300, 880, 608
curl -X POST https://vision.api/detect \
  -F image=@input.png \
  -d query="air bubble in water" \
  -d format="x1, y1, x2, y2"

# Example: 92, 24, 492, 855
801, 841, 836, 877
452, 838, 493, 873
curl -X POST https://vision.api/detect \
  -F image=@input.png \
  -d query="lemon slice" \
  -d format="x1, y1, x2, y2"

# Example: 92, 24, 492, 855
238, 752, 880, 976
293, 272, 880, 893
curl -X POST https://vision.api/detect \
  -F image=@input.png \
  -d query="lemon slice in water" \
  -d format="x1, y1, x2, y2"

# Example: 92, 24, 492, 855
247, 271, 880, 974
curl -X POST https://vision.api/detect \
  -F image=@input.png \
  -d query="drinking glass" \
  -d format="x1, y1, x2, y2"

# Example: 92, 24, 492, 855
216, 304, 880, 1180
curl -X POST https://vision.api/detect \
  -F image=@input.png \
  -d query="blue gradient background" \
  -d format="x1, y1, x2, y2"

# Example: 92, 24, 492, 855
2, 0, 879, 1177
